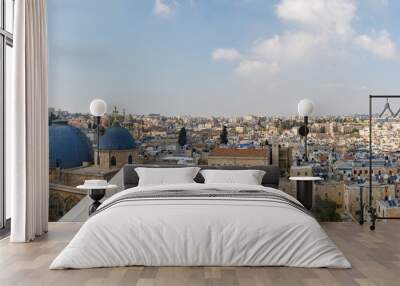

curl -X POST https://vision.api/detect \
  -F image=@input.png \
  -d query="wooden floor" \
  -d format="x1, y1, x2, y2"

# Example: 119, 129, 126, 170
1, 222, 399, 286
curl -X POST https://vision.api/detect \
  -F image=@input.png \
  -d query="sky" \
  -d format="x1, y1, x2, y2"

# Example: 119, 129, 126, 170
47, 0, 400, 116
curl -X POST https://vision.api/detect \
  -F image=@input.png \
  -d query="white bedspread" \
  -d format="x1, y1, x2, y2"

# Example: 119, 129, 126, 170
50, 183, 351, 269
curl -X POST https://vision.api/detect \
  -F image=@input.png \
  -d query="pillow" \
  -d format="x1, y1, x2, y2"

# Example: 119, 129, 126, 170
135, 167, 201, 186
200, 169, 266, 185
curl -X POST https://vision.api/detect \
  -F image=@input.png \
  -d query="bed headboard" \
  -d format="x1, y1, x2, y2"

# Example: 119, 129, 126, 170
122, 164, 280, 189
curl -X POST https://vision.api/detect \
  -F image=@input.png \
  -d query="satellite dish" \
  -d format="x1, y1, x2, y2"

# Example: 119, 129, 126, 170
298, 125, 309, 137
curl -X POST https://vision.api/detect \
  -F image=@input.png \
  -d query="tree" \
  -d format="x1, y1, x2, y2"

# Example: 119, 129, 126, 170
178, 127, 187, 147
220, 125, 228, 145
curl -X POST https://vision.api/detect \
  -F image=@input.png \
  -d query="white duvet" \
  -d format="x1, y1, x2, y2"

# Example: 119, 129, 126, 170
50, 183, 351, 269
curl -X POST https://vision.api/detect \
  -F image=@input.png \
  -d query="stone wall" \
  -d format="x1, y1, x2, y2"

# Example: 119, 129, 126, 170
208, 156, 268, 167
344, 184, 395, 219
315, 182, 345, 213
49, 187, 85, 222
98, 149, 139, 169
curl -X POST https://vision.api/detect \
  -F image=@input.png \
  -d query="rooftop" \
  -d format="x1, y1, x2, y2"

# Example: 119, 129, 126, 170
209, 147, 268, 158
49, 121, 93, 169
61, 166, 118, 176
99, 122, 136, 150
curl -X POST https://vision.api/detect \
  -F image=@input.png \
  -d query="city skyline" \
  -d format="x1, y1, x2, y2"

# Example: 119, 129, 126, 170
47, 0, 400, 116
49, 101, 399, 118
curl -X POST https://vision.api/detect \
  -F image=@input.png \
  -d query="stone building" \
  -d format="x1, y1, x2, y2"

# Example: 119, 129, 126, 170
207, 147, 270, 167
96, 122, 138, 169
207, 145, 292, 175
376, 199, 400, 218
49, 120, 118, 185
271, 143, 293, 175
52, 166, 118, 187
343, 182, 396, 220
49, 120, 95, 221
49, 120, 122, 221
49, 184, 85, 221
49, 120, 92, 170
314, 181, 345, 213
290, 165, 313, 177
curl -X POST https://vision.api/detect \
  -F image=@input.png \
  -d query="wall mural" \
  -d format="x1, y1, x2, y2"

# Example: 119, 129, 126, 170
46, 0, 400, 222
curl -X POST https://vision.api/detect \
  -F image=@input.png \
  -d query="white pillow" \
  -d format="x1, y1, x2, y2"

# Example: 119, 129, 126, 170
135, 167, 201, 186
200, 169, 266, 185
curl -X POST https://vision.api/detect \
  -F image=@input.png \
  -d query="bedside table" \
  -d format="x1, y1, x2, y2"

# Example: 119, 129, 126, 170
289, 177, 322, 210
77, 180, 117, 215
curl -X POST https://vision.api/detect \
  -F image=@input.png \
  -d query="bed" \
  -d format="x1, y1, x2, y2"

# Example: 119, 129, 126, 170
50, 166, 351, 269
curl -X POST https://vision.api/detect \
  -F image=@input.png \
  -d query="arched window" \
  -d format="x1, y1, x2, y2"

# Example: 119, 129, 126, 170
128, 155, 133, 164
110, 156, 116, 167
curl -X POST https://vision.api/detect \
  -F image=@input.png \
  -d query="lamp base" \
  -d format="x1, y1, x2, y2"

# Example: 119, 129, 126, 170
296, 181, 313, 210
88, 189, 106, 215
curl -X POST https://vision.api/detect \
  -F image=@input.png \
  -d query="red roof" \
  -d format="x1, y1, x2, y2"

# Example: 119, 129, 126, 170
210, 147, 267, 158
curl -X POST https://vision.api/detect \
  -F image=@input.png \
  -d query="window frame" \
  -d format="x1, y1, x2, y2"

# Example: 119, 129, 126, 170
0, 0, 13, 231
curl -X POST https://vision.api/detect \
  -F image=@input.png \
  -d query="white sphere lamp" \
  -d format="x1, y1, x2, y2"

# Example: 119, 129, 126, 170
90, 99, 107, 117
89, 99, 107, 167
298, 99, 314, 117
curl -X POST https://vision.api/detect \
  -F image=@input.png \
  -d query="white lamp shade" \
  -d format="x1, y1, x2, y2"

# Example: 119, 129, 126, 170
89, 99, 107, 117
297, 99, 315, 117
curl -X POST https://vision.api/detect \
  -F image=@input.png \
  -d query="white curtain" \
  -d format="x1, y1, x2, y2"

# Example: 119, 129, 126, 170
8, 0, 49, 242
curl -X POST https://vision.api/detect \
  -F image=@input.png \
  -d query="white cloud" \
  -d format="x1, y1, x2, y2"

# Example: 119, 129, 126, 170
212, 48, 241, 62
153, 0, 174, 18
276, 0, 356, 38
212, 0, 398, 78
367, 0, 388, 6
213, 32, 325, 76
235, 60, 279, 76
355, 30, 397, 60
252, 32, 325, 62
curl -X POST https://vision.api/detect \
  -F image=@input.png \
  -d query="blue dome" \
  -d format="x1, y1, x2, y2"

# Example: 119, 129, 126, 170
49, 121, 93, 169
99, 122, 136, 150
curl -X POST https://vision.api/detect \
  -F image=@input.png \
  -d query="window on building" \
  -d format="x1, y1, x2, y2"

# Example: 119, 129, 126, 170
128, 155, 133, 164
1, 0, 14, 229
110, 156, 116, 167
